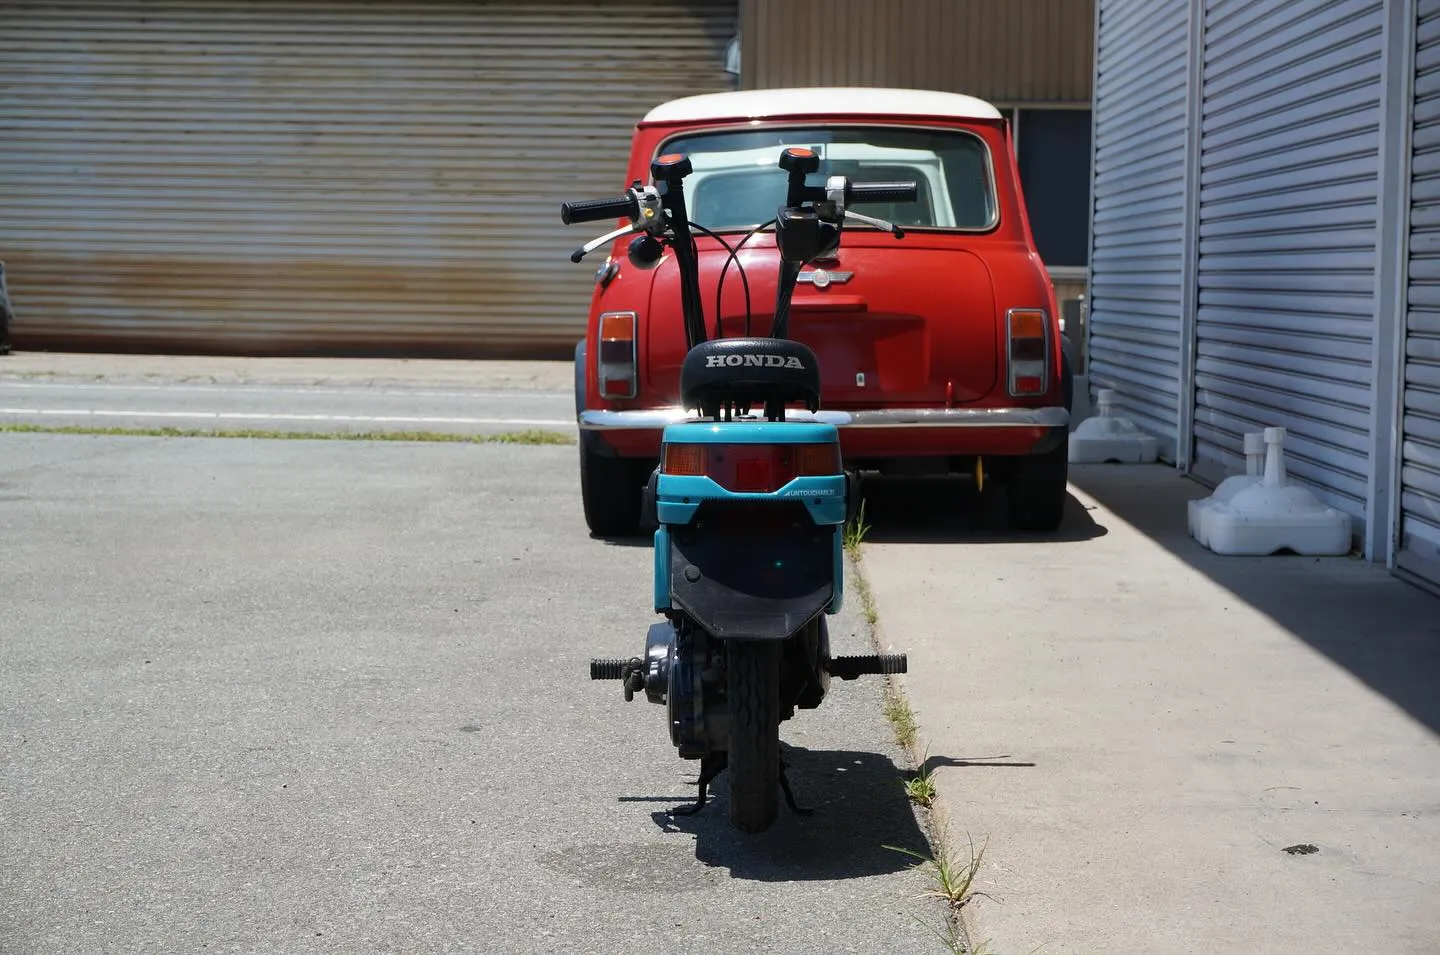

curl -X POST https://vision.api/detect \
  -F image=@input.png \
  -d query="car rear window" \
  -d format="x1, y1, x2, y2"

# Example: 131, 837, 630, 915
659, 126, 997, 233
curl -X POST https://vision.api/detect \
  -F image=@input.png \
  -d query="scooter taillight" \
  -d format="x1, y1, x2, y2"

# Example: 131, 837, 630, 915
662, 442, 841, 492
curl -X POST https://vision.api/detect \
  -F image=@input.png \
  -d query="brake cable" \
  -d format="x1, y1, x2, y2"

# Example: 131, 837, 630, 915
708, 219, 776, 338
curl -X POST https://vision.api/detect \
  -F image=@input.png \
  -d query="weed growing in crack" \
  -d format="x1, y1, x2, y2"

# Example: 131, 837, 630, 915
885, 834, 990, 911
904, 749, 937, 807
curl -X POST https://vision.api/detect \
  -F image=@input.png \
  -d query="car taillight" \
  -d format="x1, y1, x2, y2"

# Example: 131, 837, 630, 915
1007, 308, 1049, 397
597, 311, 637, 399
662, 442, 841, 492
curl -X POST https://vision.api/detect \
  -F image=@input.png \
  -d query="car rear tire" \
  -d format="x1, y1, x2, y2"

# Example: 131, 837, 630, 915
726, 640, 781, 834
579, 445, 647, 537
1007, 439, 1069, 532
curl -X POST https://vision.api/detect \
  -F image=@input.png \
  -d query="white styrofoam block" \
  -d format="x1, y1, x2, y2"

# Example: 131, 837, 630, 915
1201, 485, 1353, 555
1197, 428, 1352, 556
1068, 389, 1159, 464
1068, 374, 1091, 433
1188, 431, 1265, 540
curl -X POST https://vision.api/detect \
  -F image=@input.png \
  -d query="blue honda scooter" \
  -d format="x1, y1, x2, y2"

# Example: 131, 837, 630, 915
564, 148, 910, 833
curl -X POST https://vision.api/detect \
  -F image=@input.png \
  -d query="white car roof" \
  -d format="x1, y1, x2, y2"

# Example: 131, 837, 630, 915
643, 87, 1004, 124
686, 141, 946, 170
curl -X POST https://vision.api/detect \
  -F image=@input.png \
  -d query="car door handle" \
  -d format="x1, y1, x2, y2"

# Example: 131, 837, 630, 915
792, 296, 868, 313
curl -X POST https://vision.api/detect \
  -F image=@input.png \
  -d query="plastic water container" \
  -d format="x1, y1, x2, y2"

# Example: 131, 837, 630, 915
1198, 428, 1352, 556
1068, 389, 1159, 464
1188, 431, 1264, 541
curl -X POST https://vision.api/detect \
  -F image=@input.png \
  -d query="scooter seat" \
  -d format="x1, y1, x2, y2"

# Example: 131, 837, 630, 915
680, 337, 821, 413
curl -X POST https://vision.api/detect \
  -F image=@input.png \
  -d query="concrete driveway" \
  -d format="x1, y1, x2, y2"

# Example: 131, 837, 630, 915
859, 466, 1440, 954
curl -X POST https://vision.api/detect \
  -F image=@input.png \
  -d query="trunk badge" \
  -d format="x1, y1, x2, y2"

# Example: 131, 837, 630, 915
797, 269, 853, 289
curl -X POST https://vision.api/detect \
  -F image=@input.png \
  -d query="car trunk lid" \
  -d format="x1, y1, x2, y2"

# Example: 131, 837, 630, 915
643, 236, 998, 408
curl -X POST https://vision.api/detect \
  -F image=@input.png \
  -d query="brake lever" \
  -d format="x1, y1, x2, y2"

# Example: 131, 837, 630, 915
568, 186, 668, 263
844, 209, 905, 239
570, 223, 640, 263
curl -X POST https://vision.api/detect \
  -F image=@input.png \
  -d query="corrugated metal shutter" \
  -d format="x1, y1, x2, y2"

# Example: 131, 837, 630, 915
0, 0, 736, 358
739, 0, 1094, 103
1192, 0, 1383, 519
1085, 0, 1190, 458
1400, 0, 1440, 585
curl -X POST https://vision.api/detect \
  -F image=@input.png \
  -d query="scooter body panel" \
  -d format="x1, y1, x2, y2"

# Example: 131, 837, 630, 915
653, 419, 846, 628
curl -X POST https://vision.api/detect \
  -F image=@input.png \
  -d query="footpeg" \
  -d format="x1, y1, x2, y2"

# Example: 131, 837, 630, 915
590, 657, 645, 701
827, 653, 908, 680
590, 658, 631, 680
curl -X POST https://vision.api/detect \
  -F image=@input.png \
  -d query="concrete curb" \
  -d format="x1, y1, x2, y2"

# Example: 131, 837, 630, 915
848, 546, 984, 955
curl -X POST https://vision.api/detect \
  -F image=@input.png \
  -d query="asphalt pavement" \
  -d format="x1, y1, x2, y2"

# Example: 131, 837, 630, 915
1, 431, 942, 955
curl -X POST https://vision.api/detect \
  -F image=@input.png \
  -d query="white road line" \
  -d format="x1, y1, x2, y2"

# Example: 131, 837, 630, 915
0, 408, 575, 427
0, 381, 571, 401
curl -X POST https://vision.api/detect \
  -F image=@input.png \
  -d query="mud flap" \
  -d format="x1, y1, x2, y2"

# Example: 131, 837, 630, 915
668, 523, 835, 641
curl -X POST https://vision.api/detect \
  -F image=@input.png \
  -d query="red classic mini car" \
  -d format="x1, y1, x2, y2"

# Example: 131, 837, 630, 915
573, 87, 1072, 536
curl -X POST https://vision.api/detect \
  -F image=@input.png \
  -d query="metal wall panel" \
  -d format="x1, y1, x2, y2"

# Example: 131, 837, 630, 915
1192, 0, 1384, 520
1085, 0, 1190, 458
0, 1, 736, 357
738, 0, 1094, 103
1400, 0, 1440, 584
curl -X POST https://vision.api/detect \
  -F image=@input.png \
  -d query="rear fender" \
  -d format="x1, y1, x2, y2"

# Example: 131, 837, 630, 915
666, 521, 840, 640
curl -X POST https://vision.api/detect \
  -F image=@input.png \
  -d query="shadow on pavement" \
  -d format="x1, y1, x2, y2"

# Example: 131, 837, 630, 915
859, 475, 1108, 544
593, 532, 650, 548
923, 753, 1036, 772
1070, 464, 1440, 736
634, 746, 930, 881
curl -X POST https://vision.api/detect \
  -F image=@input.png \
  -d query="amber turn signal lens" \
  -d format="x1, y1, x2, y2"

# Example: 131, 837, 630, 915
795, 443, 842, 476
1008, 309, 1046, 339
662, 443, 706, 475
600, 312, 634, 342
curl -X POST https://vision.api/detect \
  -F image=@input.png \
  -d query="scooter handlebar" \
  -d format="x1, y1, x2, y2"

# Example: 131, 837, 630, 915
848, 181, 919, 205
560, 193, 640, 225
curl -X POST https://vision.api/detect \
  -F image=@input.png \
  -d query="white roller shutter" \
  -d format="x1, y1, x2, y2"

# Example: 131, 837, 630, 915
1086, 0, 1190, 459
0, 0, 736, 357
1192, 0, 1384, 520
1401, 0, 1440, 585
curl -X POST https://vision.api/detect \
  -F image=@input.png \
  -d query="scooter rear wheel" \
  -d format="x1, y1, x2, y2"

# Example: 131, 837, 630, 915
726, 640, 781, 833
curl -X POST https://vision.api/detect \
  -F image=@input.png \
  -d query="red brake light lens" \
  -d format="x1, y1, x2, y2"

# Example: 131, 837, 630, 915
661, 442, 841, 492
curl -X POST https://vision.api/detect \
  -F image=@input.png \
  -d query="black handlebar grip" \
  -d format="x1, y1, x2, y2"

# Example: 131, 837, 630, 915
849, 181, 919, 204
560, 194, 639, 225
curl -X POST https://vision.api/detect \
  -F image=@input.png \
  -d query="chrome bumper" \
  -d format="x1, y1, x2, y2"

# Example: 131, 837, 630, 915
578, 406, 1069, 430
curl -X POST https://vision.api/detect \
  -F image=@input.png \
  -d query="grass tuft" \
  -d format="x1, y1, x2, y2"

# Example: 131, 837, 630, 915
904, 748, 937, 807
882, 682, 919, 751
842, 498, 870, 554
0, 423, 575, 446
911, 913, 987, 954
849, 552, 881, 629
478, 428, 575, 445
886, 834, 989, 911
